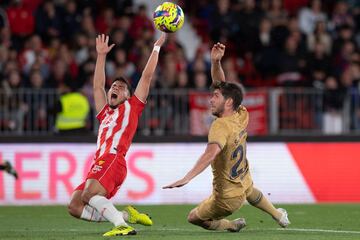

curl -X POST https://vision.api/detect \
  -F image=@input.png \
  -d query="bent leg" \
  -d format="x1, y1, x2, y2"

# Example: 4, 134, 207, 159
187, 208, 243, 231
68, 190, 85, 218
246, 187, 282, 220
187, 195, 245, 232
82, 179, 127, 227
68, 186, 107, 222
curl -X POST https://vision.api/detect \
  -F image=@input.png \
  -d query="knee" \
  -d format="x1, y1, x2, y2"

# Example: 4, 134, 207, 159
246, 188, 263, 206
187, 210, 201, 225
81, 189, 96, 204
68, 200, 82, 218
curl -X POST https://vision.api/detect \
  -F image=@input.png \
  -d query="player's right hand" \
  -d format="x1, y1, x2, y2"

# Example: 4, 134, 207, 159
162, 178, 189, 189
211, 42, 225, 62
154, 32, 167, 47
96, 34, 115, 55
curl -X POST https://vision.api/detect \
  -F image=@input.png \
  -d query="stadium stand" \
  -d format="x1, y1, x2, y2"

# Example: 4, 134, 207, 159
0, 0, 360, 136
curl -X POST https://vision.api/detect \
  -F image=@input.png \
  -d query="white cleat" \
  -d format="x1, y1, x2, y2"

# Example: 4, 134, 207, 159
277, 208, 290, 228
228, 218, 246, 232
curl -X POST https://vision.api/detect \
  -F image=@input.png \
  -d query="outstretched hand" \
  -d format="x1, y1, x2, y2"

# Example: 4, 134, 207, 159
163, 178, 189, 189
96, 34, 115, 55
154, 32, 167, 47
211, 42, 226, 62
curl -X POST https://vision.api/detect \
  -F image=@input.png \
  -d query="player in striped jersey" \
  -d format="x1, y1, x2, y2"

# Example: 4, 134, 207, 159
68, 33, 167, 237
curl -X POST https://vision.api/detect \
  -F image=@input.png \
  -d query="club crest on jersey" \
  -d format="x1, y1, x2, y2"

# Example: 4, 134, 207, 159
98, 160, 105, 165
92, 164, 103, 173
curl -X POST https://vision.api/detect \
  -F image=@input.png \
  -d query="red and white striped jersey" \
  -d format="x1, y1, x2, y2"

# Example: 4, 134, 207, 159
95, 95, 145, 160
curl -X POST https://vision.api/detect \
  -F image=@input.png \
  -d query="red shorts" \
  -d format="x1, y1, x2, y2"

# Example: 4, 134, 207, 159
75, 154, 127, 199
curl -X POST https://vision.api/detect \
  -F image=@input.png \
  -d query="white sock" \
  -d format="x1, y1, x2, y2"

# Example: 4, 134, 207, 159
88, 195, 127, 227
80, 204, 107, 222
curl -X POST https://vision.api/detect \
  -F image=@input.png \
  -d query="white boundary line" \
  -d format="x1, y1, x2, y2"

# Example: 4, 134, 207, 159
145, 227, 360, 235
277, 228, 360, 234
4, 227, 360, 235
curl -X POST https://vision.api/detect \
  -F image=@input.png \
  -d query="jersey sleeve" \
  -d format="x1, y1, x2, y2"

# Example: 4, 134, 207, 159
96, 104, 109, 122
129, 95, 146, 115
208, 120, 228, 150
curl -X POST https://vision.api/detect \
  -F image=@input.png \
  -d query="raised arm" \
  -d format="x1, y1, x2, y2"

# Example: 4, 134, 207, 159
134, 33, 166, 103
210, 42, 226, 83
93, 34, 115, 113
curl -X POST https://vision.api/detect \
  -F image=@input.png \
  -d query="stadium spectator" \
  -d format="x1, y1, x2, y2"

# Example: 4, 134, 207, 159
331, 0, 355, 30
299, 0, 327, 35
62, 0, 82, 39
266, 0, 288, 27
332, 24, 356, 56
19, 35, 49, 76
28, 69, 44, 89
73, 33, 89, 65
95, 8, 115, 34
176, 70, 189, 88
158, 53, 178, 89
0, 26, 12, 49
307, 20, 332, 54
305, 41, 332, 88
108, 0, 133, 16
110, 28, 131, 50
128, 4, 154, 40
0, 70, 26, 132
26, 70, 48, 131
0, 7, 8, 29
283, 0, 308, 15
48, 58, 73, 90
6, 0, 35, 49
54, 87, 90, 134
80, 14, 97, 38
236, 0, 264, 54
0, 46, 9, 74
277, 36, 305, 86
108, 47, 135, 79
193, 71, 209, 90
334, 40, 356, 76
253, 18, 273, 53
253, 18, 280, 81
209, 0, 236, 43
322, 75, 346, 134
35, 1, 63, 42
286, 16, 307, 53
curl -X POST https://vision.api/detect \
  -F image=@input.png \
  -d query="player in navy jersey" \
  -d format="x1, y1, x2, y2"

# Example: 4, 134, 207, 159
68, 33, 166, 237
0, 161, 18, 179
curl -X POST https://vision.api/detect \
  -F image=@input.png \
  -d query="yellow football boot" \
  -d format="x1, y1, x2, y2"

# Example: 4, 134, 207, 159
102, 225, 136, 237
124, 206, 153, 226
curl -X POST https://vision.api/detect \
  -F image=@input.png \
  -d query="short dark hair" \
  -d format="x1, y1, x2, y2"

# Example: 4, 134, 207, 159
112, 77, 133, 96
211, 81, 244, 110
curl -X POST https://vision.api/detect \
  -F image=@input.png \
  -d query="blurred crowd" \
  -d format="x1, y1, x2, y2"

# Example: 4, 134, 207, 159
184, 0, 360, 133
0, 0, 360, 134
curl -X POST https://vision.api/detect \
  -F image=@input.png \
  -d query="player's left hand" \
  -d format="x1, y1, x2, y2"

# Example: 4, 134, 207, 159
211, 42, 225, 62
154, 32, 167, 47
162, 178, 189, 189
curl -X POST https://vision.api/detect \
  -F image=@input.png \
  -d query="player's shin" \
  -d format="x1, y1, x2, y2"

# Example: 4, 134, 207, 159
247, 187, 282, 220
80, 204, 107, 222
206, 219, 236, 231
88, 195, 127, 227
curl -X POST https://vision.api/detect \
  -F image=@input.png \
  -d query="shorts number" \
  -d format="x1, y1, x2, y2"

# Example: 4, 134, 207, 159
230, 145, 248, 179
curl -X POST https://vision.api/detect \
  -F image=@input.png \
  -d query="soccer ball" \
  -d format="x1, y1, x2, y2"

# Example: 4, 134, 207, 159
153, 2, 185, 33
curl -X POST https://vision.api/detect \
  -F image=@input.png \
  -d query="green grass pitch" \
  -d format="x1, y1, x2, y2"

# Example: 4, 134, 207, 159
0, 204, 359, 240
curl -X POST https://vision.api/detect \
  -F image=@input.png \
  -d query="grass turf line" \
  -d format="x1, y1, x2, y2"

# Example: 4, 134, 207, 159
0, 204, 359, 240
